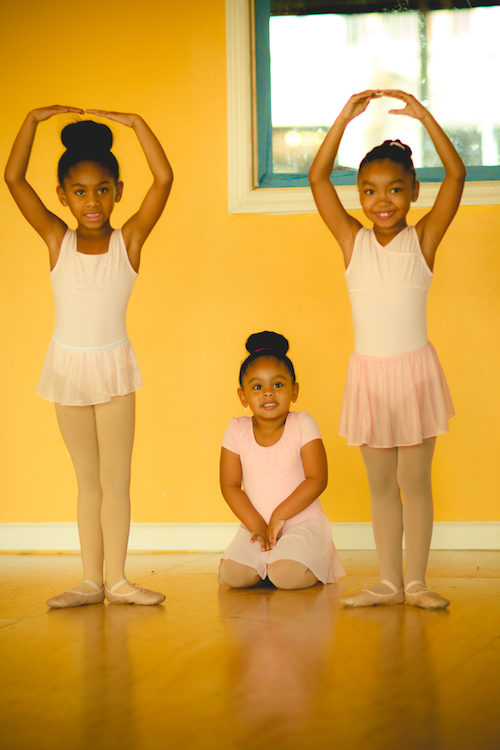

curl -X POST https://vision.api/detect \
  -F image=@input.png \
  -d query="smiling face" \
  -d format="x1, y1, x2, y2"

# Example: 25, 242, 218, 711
57, 161, 123, 231
358, 159, 419, 240
238, 357, 299, 422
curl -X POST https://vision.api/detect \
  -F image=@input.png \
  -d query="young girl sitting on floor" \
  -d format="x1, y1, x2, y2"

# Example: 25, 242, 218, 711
218, 331, 345, 590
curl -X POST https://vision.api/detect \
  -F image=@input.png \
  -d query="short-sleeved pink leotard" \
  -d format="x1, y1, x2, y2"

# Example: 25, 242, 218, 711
36, 228, 142, 406
222, 411, 324, 533
220, 411, 345, 583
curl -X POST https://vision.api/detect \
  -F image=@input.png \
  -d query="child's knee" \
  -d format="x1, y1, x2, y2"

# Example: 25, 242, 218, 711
267, 559, 318, 590
219, 560, 260, 589
397, 466, 432, 497
368, 473, 400, 498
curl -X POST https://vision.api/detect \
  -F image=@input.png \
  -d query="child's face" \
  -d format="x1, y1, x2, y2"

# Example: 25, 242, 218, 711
57, 161, 123, 230
358, 159, 419, 233
238, 357, 299, 421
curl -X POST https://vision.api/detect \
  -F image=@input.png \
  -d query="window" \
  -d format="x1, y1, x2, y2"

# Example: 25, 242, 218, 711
226, 0, 500, 213
262, 0, 500, 186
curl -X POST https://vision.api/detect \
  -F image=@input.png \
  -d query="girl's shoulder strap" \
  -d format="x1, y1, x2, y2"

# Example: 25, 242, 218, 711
109, 227, 139, 272
356, 225, 370, 242
408, 224, 434, 273
405, 224, 426, 251
409, 224, 423, 246
50, 226, 74, 273
345, 225, 369, 275
109, 227, 123, 252
108, 227, 123, 246
61, 226, 76, 255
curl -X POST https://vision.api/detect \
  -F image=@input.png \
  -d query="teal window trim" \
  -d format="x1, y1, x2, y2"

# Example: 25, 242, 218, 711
255, 0, 273, 184
254, 0, 500, 189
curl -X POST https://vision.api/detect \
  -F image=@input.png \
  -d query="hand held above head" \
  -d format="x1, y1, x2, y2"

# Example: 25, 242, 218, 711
382, 90, 429, 120
308, 91, 386, 261
85, 109, 139, 128
4, 106, 87, 258
78, 107, 173, 267
5, 102, 173, 275
338, 90, 383, 123
31, 105, 85, 123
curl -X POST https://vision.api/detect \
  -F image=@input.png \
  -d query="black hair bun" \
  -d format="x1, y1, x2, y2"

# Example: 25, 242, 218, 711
381, 139, 413, 157
245, 331, 289, 357
61, 120, 113, 153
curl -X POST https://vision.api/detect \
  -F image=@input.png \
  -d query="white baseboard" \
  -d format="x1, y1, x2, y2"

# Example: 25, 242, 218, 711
0, 522, 498, 552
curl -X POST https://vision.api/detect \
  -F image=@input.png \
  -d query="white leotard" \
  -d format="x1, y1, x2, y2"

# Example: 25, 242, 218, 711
345, 226, 433, 357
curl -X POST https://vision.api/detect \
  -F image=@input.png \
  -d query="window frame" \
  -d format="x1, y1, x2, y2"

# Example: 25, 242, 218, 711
226, 0, 500, 214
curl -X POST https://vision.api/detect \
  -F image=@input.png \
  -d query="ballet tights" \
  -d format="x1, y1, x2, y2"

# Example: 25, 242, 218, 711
360, 437, 436, 592
55, 392, 136, 592
219, 560, 261, 589
267, 560, 318, 590
219, 559, 318, 590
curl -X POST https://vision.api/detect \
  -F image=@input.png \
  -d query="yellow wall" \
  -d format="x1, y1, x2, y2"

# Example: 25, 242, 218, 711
1, 0, 499, 526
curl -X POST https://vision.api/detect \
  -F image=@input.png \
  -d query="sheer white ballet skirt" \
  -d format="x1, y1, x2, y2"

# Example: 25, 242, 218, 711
218, 512, 346, 584
37, 335, 142, 406
36, 227, 142, 406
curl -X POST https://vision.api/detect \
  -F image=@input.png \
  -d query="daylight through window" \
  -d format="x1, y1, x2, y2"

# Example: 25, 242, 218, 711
254, 0, 500, 187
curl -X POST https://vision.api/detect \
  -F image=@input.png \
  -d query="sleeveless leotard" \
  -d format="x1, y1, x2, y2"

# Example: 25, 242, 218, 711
36, 228, 142, 406
346, 226, 431, 356
339, 226, 454, 447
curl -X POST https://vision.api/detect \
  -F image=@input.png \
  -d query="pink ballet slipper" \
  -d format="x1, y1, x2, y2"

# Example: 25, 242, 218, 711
46, 580, 104, 609
340, 579, 405, 608
404, 581, 450, 610
104, 579, 165, 606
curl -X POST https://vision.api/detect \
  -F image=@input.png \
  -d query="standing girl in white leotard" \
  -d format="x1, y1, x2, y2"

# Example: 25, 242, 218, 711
5, 106, 173, 607
309, 90, 465, 609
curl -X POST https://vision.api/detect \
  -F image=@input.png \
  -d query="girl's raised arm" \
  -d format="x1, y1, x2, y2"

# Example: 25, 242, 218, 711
384, 91, 466, 269
4, 106, 83, 260
308, 91, 381, 267
220, 448, 271, 551
86, 110, 173, 270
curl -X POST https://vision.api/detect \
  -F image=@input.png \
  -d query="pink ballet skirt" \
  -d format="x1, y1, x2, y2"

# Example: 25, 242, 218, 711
339, 341, 454, 448
218, 512, 345, 584
36, 337, 142, 407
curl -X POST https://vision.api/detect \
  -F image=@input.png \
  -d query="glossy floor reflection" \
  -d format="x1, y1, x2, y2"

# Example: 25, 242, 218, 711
0, 551, 499, 750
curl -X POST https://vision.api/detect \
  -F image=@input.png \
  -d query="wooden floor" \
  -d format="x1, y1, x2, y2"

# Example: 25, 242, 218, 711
0, 551, 499, 750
